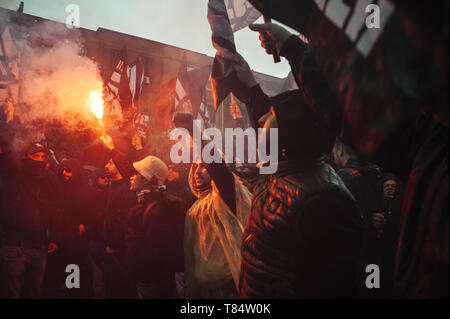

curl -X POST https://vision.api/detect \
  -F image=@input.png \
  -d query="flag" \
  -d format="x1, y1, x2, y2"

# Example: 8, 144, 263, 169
129, 57, 145, 110
225, 0, 261, 32
174, 54, 193, 114
153, 76, 177, 132
154, 54, 211, 132
104, 46, 133, 118
229, 93, 243, 120
177, 55, 211, 118
208, 0, 246, 111
175, 54, 211, 117
184, 66, 211, 117
197, 101, 213, 128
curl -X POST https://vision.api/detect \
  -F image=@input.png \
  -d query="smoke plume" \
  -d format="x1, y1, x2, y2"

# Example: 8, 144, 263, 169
3, 13, 106, 159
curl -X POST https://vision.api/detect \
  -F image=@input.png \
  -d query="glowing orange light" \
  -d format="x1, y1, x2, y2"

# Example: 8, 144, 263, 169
89, 91, 104, 120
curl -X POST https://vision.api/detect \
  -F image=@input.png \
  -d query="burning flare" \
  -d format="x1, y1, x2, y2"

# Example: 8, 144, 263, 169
89, 91, 104, 120
88, 90, 113, 149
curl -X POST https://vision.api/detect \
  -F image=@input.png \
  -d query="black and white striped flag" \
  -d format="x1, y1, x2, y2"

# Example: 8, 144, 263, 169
129, 57, 145, 110
104, 47, 133, 115
104, 60, 124, 117
174, 54, 211, 120
174, 55, 193, 114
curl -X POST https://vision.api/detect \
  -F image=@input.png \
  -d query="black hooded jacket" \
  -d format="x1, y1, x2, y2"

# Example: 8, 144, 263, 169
337, 158, 382, 224
239, 88, 364, 298
103, 178, 136, 251
52, 159, 93, 248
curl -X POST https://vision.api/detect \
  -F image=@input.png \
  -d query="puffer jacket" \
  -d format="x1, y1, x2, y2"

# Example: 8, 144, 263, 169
240, 160, 364, 298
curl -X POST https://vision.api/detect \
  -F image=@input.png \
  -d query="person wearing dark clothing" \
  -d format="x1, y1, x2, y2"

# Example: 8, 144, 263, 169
0, 142, 58, 298
333, 140, 382, 224
240, 87, 363, 298
165, 163, 196, 298
333, 139, 386, 298
166, 163, 196, 214
368, 175, 404, 298
53, 159, 91, 249
333, 139, 405, 298
102, 150, 136, 298
376, 176, 404, 242
103, 151, 136, 254
87, 168, 110, 242
248, 8, 448, 298
44, 158, 93, 298
87, 168, 110, 299
125, 155, 184, 298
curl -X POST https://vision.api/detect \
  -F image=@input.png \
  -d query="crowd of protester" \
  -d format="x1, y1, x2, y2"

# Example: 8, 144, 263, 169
0, 6, 447, 299
0, 119, 407, 299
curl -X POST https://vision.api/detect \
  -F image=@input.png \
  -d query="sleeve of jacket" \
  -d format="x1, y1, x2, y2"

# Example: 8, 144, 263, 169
206, 162, 236, 215
200, 135, 237, 214
279, 35, 426, 181
280, 35, 344, 150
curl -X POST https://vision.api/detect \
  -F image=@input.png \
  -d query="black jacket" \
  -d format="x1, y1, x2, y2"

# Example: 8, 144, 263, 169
125, 191, 184, 295
238, 68, 364, 298
53, 161, 93, 248
103, 178, 136, 251
337, 158, 381, 224
240, 160, 364, 298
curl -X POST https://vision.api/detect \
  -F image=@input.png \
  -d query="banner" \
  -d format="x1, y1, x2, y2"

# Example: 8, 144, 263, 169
226, 0, 262, 32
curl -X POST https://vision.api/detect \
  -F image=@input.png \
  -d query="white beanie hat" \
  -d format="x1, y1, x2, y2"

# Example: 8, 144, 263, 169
132, 155, 168, 186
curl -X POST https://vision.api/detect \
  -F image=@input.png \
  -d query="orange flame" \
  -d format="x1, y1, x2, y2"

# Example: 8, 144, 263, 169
89, 91, 104, 120
88, 90, 114, 149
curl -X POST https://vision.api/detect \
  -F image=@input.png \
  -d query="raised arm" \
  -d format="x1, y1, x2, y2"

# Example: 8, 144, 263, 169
173, 112, 237, 214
